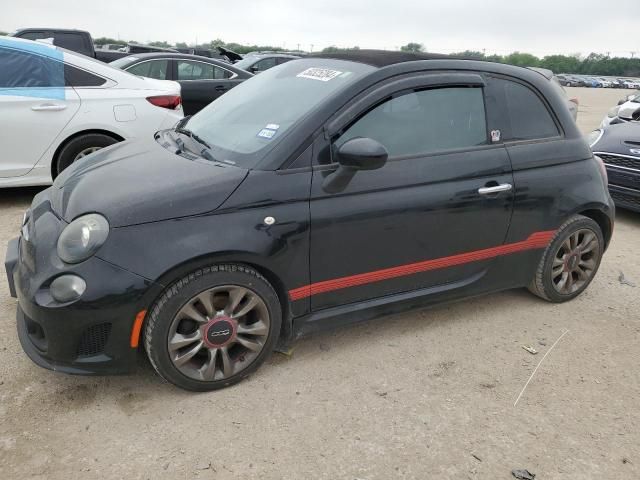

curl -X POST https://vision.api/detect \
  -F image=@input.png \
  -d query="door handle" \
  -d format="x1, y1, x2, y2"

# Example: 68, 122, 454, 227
215, 85, 228, 92
31, 103, 67, 112
478, 183, 512, 195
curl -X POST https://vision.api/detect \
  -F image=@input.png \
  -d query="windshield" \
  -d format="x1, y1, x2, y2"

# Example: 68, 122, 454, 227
632, 91, 640, 103
185, 58, 375, 168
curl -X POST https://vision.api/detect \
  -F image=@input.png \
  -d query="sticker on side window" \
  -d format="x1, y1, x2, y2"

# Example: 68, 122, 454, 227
297, 68, 343, 82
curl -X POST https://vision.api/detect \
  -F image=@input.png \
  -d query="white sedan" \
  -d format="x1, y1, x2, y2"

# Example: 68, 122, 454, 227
0, 36, 183, 187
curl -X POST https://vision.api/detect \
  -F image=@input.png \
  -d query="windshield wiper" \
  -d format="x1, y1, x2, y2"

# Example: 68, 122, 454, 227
174, 127, 218, 162
175, 128, 211, 150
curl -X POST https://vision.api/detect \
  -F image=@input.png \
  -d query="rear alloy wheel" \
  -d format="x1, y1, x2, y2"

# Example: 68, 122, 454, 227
144, 264, 281, 391
55, 133, 119, 177
528, 215, 604, 303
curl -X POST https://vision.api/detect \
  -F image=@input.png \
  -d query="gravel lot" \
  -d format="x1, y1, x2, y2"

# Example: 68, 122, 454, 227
1, 87, 638, 480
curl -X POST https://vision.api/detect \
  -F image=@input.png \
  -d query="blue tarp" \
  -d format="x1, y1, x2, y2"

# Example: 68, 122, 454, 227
0, 37, 65, 100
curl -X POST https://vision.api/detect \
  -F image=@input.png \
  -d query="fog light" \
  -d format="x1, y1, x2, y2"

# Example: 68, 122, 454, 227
50, 275, 86, 303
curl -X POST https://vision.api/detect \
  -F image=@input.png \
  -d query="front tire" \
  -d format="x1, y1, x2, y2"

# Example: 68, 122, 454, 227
144, 264, 282, 391
528, 215, 604, 303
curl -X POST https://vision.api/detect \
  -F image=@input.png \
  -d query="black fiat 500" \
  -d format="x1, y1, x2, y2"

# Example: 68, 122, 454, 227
6, 51, 614, 391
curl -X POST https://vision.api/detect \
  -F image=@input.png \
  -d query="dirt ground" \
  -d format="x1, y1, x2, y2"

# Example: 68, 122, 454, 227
0, 87, 638, 480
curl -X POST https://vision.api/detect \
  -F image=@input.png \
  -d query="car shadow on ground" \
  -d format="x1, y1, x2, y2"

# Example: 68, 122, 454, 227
615, 207, 640, 226
0, 186, 47, 208
10, 287, 538, 406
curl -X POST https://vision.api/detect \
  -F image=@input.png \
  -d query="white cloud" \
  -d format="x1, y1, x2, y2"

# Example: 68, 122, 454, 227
1, 0, 638, 57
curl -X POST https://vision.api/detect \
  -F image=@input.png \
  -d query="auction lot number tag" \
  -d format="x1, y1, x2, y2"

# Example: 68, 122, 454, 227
297, 68, 343, 82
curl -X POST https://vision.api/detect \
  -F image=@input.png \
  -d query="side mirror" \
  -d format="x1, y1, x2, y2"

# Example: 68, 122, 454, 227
336, 137, 388, 170
250, 66, 259, 74
322, 137, 388, 193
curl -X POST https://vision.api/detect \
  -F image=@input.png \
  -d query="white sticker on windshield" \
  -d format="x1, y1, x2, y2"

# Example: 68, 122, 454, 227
265, 123, 280, 130
297, 68, 343, 82
257, 128, 277, 139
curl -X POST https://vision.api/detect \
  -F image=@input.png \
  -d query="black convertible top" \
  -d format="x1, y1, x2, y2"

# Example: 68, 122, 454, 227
309, 49, 459, 68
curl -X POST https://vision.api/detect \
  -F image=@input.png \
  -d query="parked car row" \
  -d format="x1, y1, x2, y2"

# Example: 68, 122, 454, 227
3, 46, 615, 391
110, 53, 253, 115
557, 73, 640, 89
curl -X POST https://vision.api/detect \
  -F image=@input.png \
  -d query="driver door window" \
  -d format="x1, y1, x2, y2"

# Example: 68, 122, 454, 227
334, 87, 488, 158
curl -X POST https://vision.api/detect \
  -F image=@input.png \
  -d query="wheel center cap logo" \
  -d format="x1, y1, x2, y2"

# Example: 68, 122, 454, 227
204, 318, 235, 347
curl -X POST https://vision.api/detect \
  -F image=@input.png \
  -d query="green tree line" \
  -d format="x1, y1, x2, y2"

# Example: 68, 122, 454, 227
450, 50, 640, 77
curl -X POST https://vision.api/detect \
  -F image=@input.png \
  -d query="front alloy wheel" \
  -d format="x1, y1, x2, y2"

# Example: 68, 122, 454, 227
168, 285, 271, 382
145, 264, 281, 391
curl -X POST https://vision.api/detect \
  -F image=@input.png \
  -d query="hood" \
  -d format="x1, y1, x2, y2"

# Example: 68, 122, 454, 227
595, 122, 640, 155
217, 46, 243, 63
50, 138, 248, 227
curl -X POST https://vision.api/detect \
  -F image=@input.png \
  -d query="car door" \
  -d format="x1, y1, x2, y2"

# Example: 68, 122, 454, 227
175, 59, 239, 115
0, 46, 80, 178
306, 73, 515, 310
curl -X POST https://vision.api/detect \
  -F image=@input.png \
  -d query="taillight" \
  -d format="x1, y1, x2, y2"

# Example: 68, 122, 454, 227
594, 155, 608, 184
146, 95, 182, 110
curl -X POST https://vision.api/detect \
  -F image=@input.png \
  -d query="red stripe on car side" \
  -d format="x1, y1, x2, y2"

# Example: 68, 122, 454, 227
288, 231, 555, 301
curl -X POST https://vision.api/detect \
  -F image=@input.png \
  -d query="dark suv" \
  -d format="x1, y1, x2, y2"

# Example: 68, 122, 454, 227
5, 51, 614, 391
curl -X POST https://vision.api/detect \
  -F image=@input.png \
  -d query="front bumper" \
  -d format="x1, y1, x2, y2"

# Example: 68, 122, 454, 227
5, 195, 163, 375
604, 162, 640, 213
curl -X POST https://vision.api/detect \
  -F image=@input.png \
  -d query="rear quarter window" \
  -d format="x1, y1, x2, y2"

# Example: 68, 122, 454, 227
492, 77, 560, 141
64, 64, 107, 87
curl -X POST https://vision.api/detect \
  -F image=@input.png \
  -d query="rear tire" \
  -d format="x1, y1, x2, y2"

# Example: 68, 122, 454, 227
55, 133, 119, 177
528, 215, 604, 303
144, 264, 282, 391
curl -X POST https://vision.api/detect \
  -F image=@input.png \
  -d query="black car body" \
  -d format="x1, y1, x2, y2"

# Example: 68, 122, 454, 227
110, 53, 252, 115
6, 51, 614, 390
591, 122, 640, 212
234, 53, 300, 74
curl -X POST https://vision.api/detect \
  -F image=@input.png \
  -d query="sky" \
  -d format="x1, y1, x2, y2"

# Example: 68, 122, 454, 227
2, 0, 639, 57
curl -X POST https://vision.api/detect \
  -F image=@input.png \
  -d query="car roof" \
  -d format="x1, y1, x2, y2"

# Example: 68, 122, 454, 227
120, 52, 227, 61
244, 52, 300, 58
113, 52, 251, 76
13, 27, 90, 34
0, 35, 60, 54
309, 49, 459, 68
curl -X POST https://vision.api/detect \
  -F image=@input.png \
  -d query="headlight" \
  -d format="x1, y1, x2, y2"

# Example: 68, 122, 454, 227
588, 129, 603, 148
608, 105, 621, 118
57, 214, 109, 264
